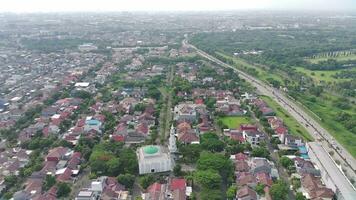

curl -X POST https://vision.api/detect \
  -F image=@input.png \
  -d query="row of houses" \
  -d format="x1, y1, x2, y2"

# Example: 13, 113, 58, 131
231, 153, 280, 200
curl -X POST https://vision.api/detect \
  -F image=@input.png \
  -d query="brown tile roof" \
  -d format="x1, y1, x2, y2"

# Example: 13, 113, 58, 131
237, 186, 257, 200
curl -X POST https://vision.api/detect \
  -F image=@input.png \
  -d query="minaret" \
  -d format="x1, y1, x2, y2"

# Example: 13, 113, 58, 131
168, 124, 177, 153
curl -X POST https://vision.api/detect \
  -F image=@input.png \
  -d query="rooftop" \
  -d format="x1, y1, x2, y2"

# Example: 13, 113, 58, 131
144, 146, 159, 154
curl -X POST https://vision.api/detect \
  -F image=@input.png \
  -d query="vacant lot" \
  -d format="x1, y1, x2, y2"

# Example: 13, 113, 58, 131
219, 116, 253, 129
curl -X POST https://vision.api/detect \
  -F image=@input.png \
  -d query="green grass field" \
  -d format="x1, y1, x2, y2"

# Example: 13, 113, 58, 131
296, 67, 339, 83
295, 67, 355, 83
296, 93, 356, 157
307, 54, 356, 64
219, 116, 253, 129
216, 52, 284, 84
214, 51, 356, 157
261, 96, 314, 141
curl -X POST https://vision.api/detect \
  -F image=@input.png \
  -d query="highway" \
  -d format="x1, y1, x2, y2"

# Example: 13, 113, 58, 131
183, 39, 356, 187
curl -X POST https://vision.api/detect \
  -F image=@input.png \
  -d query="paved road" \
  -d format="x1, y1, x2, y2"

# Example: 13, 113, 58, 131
184, 40, 356, 183
307, 142, 356, 200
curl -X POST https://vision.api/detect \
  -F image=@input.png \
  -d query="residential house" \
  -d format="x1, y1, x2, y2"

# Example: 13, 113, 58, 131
301, 174, 334, 200
294, 157, 321, 177
236, 172, 257, 188
236, 186, 258, 200
174, 103, 197, 123
84, 117, 102, 134
243, 130, 264, 146
46, 147, 70, 162
176, 122, 199, 144
285, 135, 303, 147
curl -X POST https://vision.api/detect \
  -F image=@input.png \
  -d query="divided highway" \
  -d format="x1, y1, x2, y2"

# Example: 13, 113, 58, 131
184, 40, 356, 186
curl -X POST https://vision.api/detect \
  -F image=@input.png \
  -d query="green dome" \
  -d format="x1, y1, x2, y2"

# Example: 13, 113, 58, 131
144, 146, 159, 154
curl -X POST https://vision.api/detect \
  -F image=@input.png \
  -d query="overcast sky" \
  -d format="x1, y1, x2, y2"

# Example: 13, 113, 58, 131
0, 0, 355, 13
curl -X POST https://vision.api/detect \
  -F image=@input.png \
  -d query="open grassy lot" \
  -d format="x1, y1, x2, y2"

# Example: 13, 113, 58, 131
296, 93, 356, 157
307, 54, 356, 64
219, 116, 253, 129
295, 67, 355, 83
260, 96, 314, 142
216, 52, 284, 84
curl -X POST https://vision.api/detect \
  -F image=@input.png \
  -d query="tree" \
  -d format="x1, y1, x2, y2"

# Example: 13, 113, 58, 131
57, 182, 71, 198
270, 181, 289, 200
251, 147, 270, 158
134, 103, 147, 112
43, 175, 56, 191
194, 170, 222, 189
173, 164, 183, 177
4, 175, 17, 188
117, 174, 135, 189
179, 144, 202, 163
296, 192, 307, 200
139, 175, 155, 189
280, 156, 294, 169
90, 159, 107, 175
119, 148, 138, 174
255, 183, 265, 195
200, 189, 223, 200
309, 86, 323, 97
197, 151, 233, 178
226, 185, 237, 200
291, 177, 301, 191
200, 132, 225, 152
106, 158, 122, 176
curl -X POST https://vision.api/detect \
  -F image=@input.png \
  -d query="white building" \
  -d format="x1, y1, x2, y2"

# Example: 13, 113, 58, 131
78, 43, 98, 52
168, 125, 177, 153
173, 103, 197, 122
243, 130, 264, 146
137, 145, 173, 174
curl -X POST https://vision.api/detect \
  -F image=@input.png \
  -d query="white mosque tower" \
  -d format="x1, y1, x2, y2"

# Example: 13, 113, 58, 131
168, 124, 177, 153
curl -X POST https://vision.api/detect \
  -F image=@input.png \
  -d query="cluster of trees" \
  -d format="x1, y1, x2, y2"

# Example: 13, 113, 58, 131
194, 151, 234, 200
333, 70, 356, 79
270, 180, 290, 200
200, 132, 225, 152
279, 156, 296, 174
225, 139, 252, 155
191, 28, 356, 72
335, 112, 356, 134
89, 141, 138, 179
178, 143, 202, 164
307, 59, 356, 70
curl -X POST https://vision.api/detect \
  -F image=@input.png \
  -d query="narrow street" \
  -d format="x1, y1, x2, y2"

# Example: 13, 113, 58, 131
158, 65, 174, 144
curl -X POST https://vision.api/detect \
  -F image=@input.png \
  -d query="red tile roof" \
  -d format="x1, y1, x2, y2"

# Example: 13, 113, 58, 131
112, 135, 125, 142
170, 178, 186, 191
240, 124, 258, 132
235, 153, 248, 161
56, 168, 73, 182
46, 147, 68, 161
275, 126, 288, 135
256, 172, 273, 187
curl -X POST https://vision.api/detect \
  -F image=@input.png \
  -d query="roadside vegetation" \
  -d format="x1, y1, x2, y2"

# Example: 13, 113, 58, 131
191, 28, 356, 157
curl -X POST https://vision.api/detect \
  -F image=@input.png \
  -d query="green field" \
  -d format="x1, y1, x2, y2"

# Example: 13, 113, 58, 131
216, 52, 284, 84
296, 93, 356, 157
260, 96, 314, 141
219, 116, 253, 129
295, 67, 355, 83
307, 54, 356, 64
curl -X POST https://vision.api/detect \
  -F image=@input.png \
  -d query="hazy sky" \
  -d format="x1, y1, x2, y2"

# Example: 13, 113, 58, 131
0, 0, 355, 12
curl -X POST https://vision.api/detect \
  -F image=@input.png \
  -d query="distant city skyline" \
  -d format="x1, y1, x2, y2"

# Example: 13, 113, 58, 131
1, 0, 356, 13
